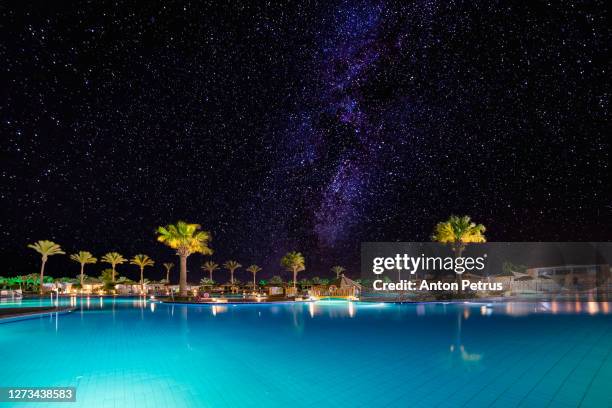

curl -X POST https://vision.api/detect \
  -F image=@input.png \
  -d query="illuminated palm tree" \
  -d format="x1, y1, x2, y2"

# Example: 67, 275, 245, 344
202, 261, 219, 282
223, 260, 241, 284
163, 262, 174, 283
130, 254, 154, 293
156, 221, 213, 296
101, 252, 127, 283
281, 251, 305, 289
432, 215, 486, 258
432, 215, 486, 293
246, 265, 262, 289
99, 269, 117, 293
331, 265, 346, 279
27, 240, 65, 294
70, 251, 97, 288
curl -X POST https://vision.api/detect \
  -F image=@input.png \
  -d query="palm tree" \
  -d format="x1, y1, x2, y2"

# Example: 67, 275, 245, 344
130, 254, 154, 293
202, 261, 219, 281
432, 215, 486, 293
99, 268, 114, 282
269, 275, 283, 285
156, 221, 213, 296
298, 278, 312, 289
101, 252, 127, 283
17, 275, 27, 291
281, 251, 305, 289
70, 251, 97, 288
246, 265, 262, 289
331, 265, 346, 279
24, 273, 39, 291
27, 240, 65, 294
163, 262, 174, 283
432, 215, 486, 258
223, 260, 242, 284
99, 269, 117, 293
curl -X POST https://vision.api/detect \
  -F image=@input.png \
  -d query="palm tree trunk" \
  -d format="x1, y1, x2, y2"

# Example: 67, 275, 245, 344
454, 246, 464, 295
112, 265, 116, 283
231, 270, 234, 284
209, 270, 212, 281
38, 259, 46, 295
140, 267, 144, 294
179, 255, 188, 296
293, 268, 297, 289
166, 269, 170, 283
80, 264, 84, 287
253, 273, 256, 290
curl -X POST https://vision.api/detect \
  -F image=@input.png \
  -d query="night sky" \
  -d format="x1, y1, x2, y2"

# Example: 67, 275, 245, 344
1, 1, 610, 282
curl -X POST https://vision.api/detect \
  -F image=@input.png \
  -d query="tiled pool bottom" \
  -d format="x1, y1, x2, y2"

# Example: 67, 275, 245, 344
0, 300, 610, 407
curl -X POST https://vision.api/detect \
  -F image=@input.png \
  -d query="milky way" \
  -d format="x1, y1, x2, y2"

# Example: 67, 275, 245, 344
1, 1, 609, 282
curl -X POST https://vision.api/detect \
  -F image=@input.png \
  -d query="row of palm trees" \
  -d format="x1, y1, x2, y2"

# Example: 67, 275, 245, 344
27, 222, 310, 297
200, 258, 337, 290
202, 261, 261, 288
155, 222, 315, 296
25, 215, 485, 296
26, 241, 308, 296
28, 242, 159, 294
25, 221, 211, 296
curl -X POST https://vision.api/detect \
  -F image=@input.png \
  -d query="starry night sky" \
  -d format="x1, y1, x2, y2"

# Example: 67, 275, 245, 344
1, 1, 610, 282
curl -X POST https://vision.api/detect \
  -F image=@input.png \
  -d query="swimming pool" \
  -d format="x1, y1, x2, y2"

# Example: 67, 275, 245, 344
0, 297, 79, 308
0, 299, 610, 407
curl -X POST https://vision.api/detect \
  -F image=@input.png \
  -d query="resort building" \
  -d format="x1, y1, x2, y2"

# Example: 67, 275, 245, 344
487, 264, 612, 296
311, 275, 362, 298
527, 264, 610, 289
221, 282, 240, 294
144, 282, 168, 295
266, 284, 285, 297
115, 284, 140, 295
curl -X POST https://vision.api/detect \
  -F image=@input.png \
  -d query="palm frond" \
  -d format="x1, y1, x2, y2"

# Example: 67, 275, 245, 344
70, 251, 97, 264
28, 240, 65, 257
130, 254, 155, 268
155, 221, 213, 256
102, 252, 127, 266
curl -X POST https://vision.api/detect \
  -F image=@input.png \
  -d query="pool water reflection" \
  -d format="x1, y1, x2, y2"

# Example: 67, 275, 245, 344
0, 299, 610, 407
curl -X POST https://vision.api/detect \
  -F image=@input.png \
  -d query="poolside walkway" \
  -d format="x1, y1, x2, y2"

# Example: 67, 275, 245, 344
163, 298, 315, 305
0, 306, 75, 321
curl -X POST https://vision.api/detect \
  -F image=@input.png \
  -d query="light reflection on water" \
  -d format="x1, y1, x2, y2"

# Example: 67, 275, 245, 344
2, 296, 611, 317
1, 298, 611, 407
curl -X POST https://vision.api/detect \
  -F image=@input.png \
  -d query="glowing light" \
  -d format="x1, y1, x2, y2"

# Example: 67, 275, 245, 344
551, 301, 558, 314
417, 304, 425, 316
587, 302, 599, 315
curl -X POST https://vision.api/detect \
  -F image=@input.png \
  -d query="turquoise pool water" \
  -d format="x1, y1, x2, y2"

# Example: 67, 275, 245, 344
0, 297, 77, 308
0, 298, 610, 407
